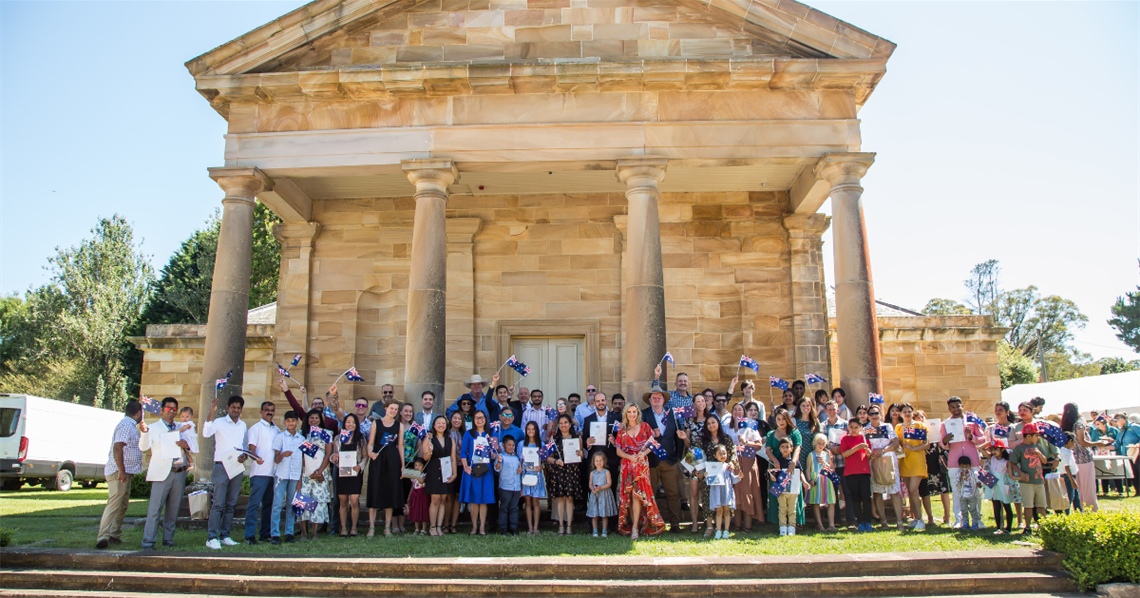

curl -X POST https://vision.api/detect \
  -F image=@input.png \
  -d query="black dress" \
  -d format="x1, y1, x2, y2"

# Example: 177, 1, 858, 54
425, 435, 453, 495
367, 419, 405, 510
338, 440, 364, 495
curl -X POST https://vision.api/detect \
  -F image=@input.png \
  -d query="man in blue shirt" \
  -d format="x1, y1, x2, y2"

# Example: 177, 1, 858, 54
493, 409, 524, 448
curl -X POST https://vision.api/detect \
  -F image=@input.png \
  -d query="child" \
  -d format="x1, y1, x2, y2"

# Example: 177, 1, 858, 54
270, 411, 305, 543
953, 455, 982, 530
495, 436, 523, 536
1059, 432, 1081, 514
1010, 423, 1054, 535
520, 421, 547, 536
840, 419, 874, 532
405, 458, 430, 535
983, 441, 1016, 535
586, 451, 618, 538
770, 437, 810, 537
706, 445, 741, 539
808, 434, 838, 532
177, 407, 199, 467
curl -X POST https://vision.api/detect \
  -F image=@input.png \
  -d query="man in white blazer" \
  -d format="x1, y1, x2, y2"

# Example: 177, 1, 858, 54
138, 396, 191, 550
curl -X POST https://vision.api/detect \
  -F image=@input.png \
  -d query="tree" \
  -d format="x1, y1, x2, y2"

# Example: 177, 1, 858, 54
249, 202, 283, 309
923, 298, 972, 316
1108, 285, 1140, 352
1096, 357, 1140, 375
964, 259, 1001, 317
998, 340, 1037, 389
994, 286, 1088, 358
1044, 348, 1100, 381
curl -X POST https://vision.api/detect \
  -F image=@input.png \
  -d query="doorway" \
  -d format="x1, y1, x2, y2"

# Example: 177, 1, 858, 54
509, 337, 585, 402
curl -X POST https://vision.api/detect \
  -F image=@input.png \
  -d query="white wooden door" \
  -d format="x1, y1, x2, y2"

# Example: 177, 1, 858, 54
509, 337, 584, 402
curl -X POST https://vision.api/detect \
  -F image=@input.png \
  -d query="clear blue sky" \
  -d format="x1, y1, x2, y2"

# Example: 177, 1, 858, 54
2, 1, 1137, 360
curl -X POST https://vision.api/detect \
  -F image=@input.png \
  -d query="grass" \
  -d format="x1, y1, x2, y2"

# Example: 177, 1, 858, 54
2, 485, 1137, 557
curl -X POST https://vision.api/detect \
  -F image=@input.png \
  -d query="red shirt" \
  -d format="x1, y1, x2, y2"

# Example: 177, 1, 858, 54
841, 434, 871, 476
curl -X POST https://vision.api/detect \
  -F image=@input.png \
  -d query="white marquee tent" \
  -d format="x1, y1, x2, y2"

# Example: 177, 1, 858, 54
1002, 370, 1140, 418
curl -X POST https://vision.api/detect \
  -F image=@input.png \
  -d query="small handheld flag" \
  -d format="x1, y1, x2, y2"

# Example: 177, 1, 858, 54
380, 433, 396, 447
309, 428, 332, 444
291, 354, 302, 367
865, 425, 888, 440
769, 377, 789, 391
805, 373, 827, 385
647, 438, 670, 459
903, 427, 927, 442
291, 493, 318, 517
769, 470, 791, 496
993, 425, 1010, 439
505, 355, 531, 377
661, 352, 675, 366
277, 363, 291, 378
821, 467, 842, 487
979, 468, 998, 489
409, 421, 427, 440
612, 421, 622, 436
544, 406, 557, 421
672, 405, 695, 420
736, 444, 757, 459
539, 440, 557, 461
474, 443, 495, 462
140, 396, 162, 415
1039, 422, 1067, 448
215, 378, 228, 390
966, 412, 988, 430
489, 421, 501, 434
739, 355, 760, 373
344, 367, 364, 382
868, 392, 884, 405
298, 441, 319, 458
339, 429, 353, 444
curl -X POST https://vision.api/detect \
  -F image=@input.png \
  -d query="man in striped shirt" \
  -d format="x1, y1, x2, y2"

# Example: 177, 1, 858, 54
96, 400, 144, 549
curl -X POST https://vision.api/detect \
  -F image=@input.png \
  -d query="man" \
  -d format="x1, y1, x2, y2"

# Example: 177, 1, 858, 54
95, 400, 143, 549
611, 393, 625, 415
713, 393, 731, 429
414, 391, 436, 427
366, 385, 396, 420
582, 392, 620, 498
487, 380, 522, 425
139, 397, 191, 550
516, 386, 530, 406
939, 396, 986, 529
521, 389, 550, 442
338, 397, 372, 440
244, 401, 278, 545
652, 364, 693, 410
202, 395, 249, 550
821, 400, 852, 527
739, 380, 765, 422
567, 393, 583, 428
280, 377, 339, 432
642, 385, 683, 533
493, 408, 524, 447
447, 374, 491, 416
573, 385, 599, 429
791, 379, 806, 403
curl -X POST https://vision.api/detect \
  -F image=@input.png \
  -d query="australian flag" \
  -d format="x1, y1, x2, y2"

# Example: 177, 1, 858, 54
979, 468, 998, 489
344, 367, 364, 382
1039, 422, 1067, 448
821, 467, 842, 487
769, 470, 791, 496
544, 406, 557, 421
903, 427, 927, 442
215, 377, 228, 390
869, 392, 884, 405
662, 352, 675, 366
739, 355, 760, 373
339, 429, 353, 443
966, 412, 988, 430
291, 493, 318, 517
805, 373, 827, 385
474, 443, 495, 462
409, 421, 428, 440
291, 354, 302, 367
647, 439, 670, 459
277, 363, 291, 378
738, 418, 759, 431
489, 421, 501, 434
310, 428, 332, 444
298, 441, 319, 458
539, 440, 557, 461
993, 425, 1010, 439
505, 355, 531, 377
672, 405, 696, 420
380, 433, 396, 447
736, 444, 757, 459
769, 376, 789, 391
140, 396, 162, 415
865, 425, 888, 440
612, 421, 622, 436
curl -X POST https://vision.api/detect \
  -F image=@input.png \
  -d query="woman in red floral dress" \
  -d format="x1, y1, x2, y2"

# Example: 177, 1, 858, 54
615, 404, 667, 539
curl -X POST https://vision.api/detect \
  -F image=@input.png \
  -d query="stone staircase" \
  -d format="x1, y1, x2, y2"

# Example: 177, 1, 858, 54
0, 549, 1080, 597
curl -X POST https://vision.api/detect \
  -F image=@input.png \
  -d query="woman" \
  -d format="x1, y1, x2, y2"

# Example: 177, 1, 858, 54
855, 404, 870, 426
394, 403, 417, 533
895, 404, 929, 530
455, 396, 477, 430
1091, 416, 1121, 495
915, 410, 951, 525
544, 398, 572, 442
459, 410, 496, 535
768, 389, 797, 429
886, 403, 903, 427
444, 411, 466, 533
700, 414, 737, 537
739, 380, 765, 422
615, 404, 666, 539
545, 413, 584, 535
764, 408, 803, 527
1061, 403, 1111, 512
423, 415, 457, 537
1114, 413, 1140, 497
681, 394, 711, 534
299, 408, 334, 539
866, 405, 905, 530
831, 388, 851, 421
734, 401, 769, 531
793, 397, 819, 472
366, 399, 405, 537
337, 413, 365, 537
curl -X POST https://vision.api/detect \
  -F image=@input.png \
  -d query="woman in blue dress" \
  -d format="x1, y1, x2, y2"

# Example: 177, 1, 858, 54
459, 410, 496, 535
520, 421, 548, 535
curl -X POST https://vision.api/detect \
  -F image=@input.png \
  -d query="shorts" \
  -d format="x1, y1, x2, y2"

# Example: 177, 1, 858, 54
1020, 483, 1047, 509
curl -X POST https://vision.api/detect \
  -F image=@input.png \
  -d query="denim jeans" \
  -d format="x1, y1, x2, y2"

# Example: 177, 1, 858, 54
270, 478, 299, 538
245, 475, 275, 540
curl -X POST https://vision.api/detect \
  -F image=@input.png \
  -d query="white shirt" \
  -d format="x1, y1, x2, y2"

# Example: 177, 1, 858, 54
246, 419, 280, 477
202, 414, 248, 463
272, 430, 305, 480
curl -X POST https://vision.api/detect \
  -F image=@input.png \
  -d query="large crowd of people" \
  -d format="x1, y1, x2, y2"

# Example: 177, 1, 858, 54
94, 367, 1140, 550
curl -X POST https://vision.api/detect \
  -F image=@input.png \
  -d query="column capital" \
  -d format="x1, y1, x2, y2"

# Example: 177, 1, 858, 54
272, 221, 321, 247
616, 156, 668, 187
402, 159, 459, 190
818, 152, 875, 190
782, 213, 831, 239
208, 167, 272, 206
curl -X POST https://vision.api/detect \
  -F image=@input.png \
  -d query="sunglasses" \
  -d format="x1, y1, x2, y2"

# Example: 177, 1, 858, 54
382, 391, 394, 395
715, 398, 728, 403
586, 388, 597, 392
868, 411, 881, 416
355, 403, 367, 409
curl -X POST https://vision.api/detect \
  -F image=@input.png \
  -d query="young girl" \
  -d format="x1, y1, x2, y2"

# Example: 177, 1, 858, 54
520, 421, 547, 536
808, 434, 837, 532
702, 415, 738, 537
405, 458, 430, 535
707, 444, 741, 539
770, 437, 809, 536
298, 409, 334, 541
336, 413, 365, 537
586, 451, 617, 537
983, 441, 1015, 535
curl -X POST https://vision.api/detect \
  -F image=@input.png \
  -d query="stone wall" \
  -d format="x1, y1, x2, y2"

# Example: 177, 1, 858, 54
829, 315, 1007, 418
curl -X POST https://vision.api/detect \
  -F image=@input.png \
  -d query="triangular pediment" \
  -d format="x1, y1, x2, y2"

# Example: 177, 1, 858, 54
187, 0, 894, 77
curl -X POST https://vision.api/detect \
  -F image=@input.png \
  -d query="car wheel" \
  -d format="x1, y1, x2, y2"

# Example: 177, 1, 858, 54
52, 469, 74, 492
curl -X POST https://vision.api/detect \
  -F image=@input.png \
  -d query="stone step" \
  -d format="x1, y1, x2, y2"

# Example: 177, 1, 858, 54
0, 592, 1091, 598
0, 569, 1076, 597
0, 549, 1066, 581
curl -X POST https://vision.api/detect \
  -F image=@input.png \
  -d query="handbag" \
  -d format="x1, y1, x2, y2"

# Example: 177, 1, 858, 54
522, 472, 538, 487
470, 463, 489, 478
871, 454, 897, 488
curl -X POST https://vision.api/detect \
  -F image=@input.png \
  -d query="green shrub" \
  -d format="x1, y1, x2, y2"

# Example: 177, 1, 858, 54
1039, 509, 1140, 590
129, 475, 151, 499
0, 527, 12, 547
241, 476, 250, 496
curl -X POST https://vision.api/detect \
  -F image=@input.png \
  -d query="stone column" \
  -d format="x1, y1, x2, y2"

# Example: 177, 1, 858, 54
616, 157, 668, 404
819, 153, 881, 404
401, 159, 458, 407
782, 213, 832, 381
197, 167, 271, 483
272, 221, 321, 390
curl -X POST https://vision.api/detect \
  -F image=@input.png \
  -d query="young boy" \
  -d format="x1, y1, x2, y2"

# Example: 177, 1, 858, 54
953, 455, 982, 529
769, 437, 810, 537
177, 407, 199, 467
494, 436, 523, 536
1059, 432, 1081, 513
1009, 423, 1057, 535
270, 411, 305, 544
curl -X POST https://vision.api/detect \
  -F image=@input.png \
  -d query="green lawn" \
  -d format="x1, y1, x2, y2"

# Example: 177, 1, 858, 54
2, 486, 1137, 557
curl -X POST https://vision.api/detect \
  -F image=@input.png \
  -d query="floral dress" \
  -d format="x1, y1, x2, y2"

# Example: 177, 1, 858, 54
681, 418, 707, 481
300, 431, 331, 523
616, 423, 666, 536
921, 442, 951, 497
545, 432, 583, 500
795, 418, 817, 471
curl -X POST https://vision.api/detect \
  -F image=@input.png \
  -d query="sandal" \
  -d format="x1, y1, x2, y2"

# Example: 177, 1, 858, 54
367, 527, 375, 538
631, 530, 639, 540
384, 528, 392, 537
340, 532, 349, 538
350, 531, 359, 538
704, 526, 715, 538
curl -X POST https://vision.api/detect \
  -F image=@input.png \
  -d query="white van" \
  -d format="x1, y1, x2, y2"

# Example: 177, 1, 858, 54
0, 394, 124, 491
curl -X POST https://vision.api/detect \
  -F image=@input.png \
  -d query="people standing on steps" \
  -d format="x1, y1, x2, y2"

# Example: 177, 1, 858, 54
202, 395, 249, 550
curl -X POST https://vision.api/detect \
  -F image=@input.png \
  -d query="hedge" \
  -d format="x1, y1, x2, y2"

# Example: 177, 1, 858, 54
1039, 509, 1140, 590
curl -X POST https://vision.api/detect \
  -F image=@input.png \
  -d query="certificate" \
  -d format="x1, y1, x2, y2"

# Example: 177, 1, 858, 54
522, 447, 540, 465
925, 419, 942, 440
589, 422, 608, 448
705, 461, 725, 486
563, 439, 581, 464
221, 451, 245, 480
440, 456, 453, 481
943, 418, 966, 443
339, 452, 358, 476
828, 428, 845, 446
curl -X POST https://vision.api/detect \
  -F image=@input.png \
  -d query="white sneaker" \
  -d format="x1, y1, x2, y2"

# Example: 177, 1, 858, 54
906, 518, 918, 529
779, 526, 787, 536
206, 539, 221, 550
913, 520, 926, 531
220, 537, 239, 546
592, 531, 599, 537
788, 527, 796, 536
